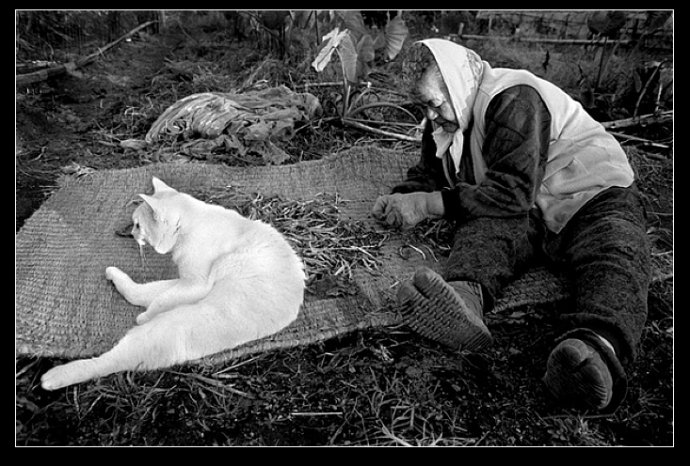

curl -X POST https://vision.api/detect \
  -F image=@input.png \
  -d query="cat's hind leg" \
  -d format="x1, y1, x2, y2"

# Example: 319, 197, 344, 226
41, 358, 105, 391
41, 306, 192, 390
106, 267, 177, 307
41, 303, 237, 390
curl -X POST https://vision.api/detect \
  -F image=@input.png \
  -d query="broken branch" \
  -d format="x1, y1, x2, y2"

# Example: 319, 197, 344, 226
447, 33, 632, 46
608, 131, 671, 150
601, 110, 673, 130
16, 20, 157, 87
342, 118, 421, 142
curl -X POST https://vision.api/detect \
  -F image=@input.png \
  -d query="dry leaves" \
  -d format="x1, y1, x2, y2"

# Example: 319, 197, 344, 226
123, 85, 322, 165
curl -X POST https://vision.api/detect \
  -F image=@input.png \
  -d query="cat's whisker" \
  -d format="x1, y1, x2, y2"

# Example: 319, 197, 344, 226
139, 243, 150, 278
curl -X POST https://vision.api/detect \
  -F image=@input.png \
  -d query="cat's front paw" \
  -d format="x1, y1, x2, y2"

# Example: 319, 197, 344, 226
135, 311, 153, 325
105, 266, 126, 282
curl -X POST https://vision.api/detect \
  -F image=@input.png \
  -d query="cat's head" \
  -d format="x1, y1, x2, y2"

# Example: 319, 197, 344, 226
131, 177, 183, 254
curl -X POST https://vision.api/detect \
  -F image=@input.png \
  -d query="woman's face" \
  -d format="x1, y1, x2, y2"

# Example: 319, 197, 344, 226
415, 65, 459, 133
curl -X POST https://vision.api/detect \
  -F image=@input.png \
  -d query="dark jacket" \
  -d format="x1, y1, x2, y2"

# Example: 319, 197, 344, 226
392, 85, 551, 224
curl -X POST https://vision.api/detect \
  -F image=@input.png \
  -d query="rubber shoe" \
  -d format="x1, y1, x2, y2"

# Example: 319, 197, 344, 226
543, 338, 614, 410
397, 267, 493, 352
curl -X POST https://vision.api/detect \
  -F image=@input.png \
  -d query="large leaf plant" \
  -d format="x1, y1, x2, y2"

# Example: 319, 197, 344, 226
311, 11, 416, 136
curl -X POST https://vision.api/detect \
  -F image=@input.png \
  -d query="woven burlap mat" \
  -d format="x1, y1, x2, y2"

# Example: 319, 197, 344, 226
15, 147, 673, 366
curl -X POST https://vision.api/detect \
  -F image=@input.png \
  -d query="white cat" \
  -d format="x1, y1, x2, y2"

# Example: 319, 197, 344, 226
41, 177, 306, 390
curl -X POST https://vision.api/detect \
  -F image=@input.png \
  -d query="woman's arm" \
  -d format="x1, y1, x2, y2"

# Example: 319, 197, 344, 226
441, 85, 552, 222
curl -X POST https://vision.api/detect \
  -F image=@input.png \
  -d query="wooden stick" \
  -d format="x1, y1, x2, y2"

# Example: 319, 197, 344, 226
16, 20, 157, 87
448, 33, 632, 46
346, 117, 418, 127
342, 119, 421, 142
16, 65, 72, 86
77, 20, 157, 67
343, 111, 674, 144
452, 32, 672, 52
608, 130, 670, 149
601, 110, 673, 130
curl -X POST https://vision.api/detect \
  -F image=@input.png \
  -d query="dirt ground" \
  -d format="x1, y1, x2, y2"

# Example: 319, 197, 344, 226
15, 23, 673, 446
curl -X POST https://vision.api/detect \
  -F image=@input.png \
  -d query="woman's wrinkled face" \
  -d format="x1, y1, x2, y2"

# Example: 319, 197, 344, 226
415, 64, 459, 133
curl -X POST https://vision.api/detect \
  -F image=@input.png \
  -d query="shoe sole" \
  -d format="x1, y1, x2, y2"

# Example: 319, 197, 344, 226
398, 267, 493, 352
543, 338, 613, 410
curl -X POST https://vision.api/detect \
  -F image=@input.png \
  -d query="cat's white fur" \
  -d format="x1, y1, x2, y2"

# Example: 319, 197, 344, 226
41, 177, 306, 390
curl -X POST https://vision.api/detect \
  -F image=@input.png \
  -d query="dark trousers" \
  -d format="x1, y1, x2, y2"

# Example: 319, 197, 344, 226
444, 185, 651, 364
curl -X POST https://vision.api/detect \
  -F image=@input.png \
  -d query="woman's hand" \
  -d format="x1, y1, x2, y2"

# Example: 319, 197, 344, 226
372, 192, 444, 229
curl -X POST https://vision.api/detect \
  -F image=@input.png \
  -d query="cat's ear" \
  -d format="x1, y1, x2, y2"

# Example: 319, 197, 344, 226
151, 177, 176, 194
139, 194, 161, 218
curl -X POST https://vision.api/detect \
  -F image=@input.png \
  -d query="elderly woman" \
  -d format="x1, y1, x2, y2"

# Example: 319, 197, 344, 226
372, 39, 651, 412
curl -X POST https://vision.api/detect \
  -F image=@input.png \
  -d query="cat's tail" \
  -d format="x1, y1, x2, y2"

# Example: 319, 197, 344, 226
40, 302, 282, 391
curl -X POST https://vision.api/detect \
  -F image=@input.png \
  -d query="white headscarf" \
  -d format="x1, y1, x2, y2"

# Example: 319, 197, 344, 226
417, 39, 485, 176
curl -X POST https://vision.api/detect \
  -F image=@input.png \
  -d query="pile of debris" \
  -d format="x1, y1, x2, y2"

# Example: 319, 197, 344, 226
122, 85, 322, 164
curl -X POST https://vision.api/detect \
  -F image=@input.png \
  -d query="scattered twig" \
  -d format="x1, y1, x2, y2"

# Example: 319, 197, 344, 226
379, 424, 414, 446
342, 118, 421, 143
16, 20, 157, 87
24, 146, 48, 162
297, 81, 347, 89
601, 110, 673, 131
474, 428, 492, 446
291, 411, 344, 417
399, 244, 426, 260
608, 131, 671, 150
345, 117, 418, 128
171, 371, 256, 399
214, 356, 261, 374
446, 33, 632, 46
297, 81, 401, 92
